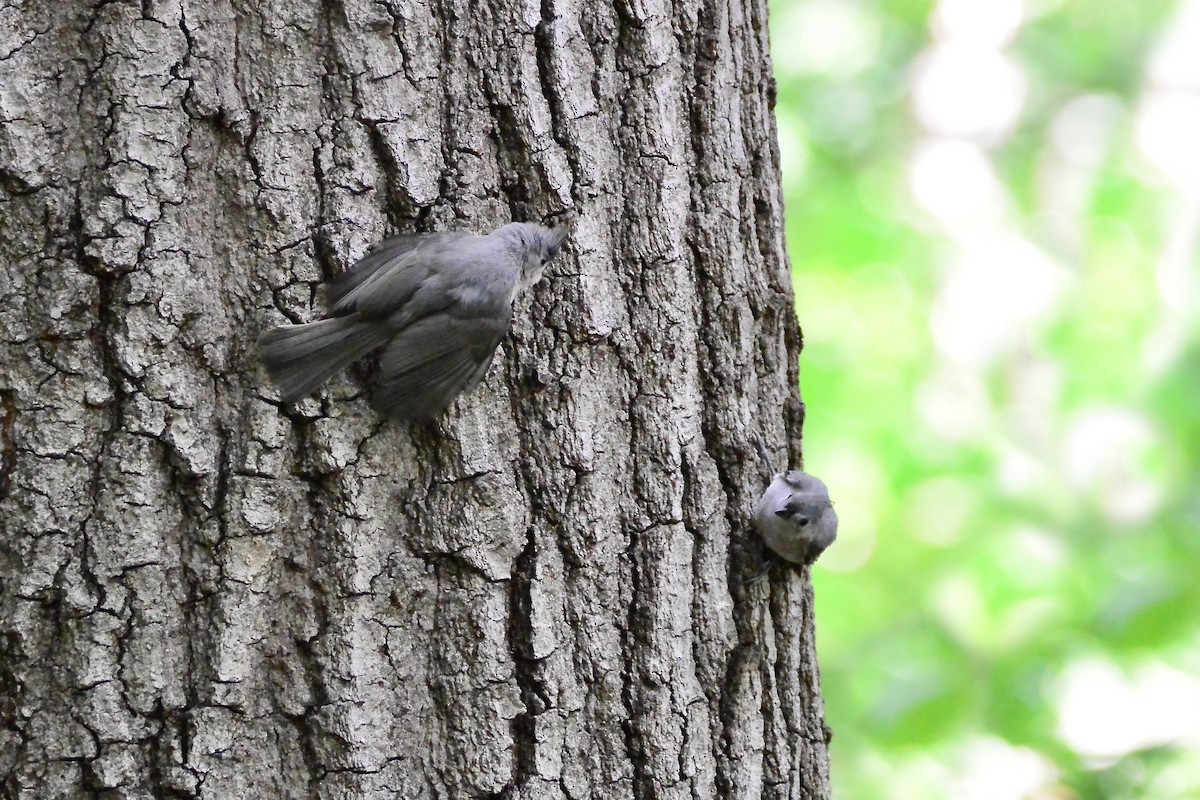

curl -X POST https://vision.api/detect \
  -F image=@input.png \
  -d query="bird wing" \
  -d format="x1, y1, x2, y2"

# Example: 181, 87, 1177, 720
324, 232, 469, 316
371, 301, 513, 421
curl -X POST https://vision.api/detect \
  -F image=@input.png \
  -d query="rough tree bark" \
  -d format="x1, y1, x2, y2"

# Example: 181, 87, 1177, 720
0, 0, 830, 797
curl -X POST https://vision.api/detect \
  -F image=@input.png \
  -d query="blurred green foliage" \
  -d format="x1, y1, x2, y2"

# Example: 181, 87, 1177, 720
771, 0, 1200, 797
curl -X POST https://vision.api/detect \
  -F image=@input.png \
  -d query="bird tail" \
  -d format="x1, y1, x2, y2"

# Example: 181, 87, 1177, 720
752, 436, 777, 483
256, 316, 388, 403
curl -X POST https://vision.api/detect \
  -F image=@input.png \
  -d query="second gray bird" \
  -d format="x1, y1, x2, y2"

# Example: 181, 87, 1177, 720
257, 222, 568, 421
753, 441, 838, 565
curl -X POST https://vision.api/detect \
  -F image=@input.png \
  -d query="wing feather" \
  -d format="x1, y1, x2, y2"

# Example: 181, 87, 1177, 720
371, 307, 512, 420
324, 232, 468, 316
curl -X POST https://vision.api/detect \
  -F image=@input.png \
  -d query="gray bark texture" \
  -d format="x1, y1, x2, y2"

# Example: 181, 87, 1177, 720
0, 0, 831, 797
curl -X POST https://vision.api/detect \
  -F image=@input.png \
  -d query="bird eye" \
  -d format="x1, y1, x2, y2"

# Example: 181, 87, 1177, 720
797, 517, 810, 527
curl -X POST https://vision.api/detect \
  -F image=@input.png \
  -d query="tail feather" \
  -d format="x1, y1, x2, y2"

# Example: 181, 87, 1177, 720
256, 316, 388, 403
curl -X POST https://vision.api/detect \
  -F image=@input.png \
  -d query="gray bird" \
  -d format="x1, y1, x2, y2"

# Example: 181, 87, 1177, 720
257, 222, 569, 421
752, 439, 837, 565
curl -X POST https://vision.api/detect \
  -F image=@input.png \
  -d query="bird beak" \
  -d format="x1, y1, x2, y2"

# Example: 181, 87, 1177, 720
774, 508, 789, 518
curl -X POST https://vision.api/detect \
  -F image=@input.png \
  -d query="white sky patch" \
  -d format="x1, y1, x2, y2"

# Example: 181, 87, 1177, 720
916, 366, 993, 443
1037, 94, 1125, 253
950, 736, 1059, 800
908, 138, 1007, 225
930, 234, 1071, 366
772, 0, 882, 78
1061, 406, 1163, 524
911, 43, 1027, 141
995, 439, 1051, 496
1057, 659, 1200, 760
1135, 90, 1200, 186
1137, 0, 1200, 374
933, 0, 1026, 49
1050, 94, 1124, 167
1147, 0, 1200, 90
1003, 354, 1063, 449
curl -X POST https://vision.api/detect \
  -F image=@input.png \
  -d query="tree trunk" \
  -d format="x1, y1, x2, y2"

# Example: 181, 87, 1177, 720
0, 0, 830, 797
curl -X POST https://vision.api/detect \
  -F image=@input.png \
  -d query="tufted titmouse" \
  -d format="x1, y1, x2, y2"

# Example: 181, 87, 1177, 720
257, 222, 569, 421
752, 438, 837, 566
